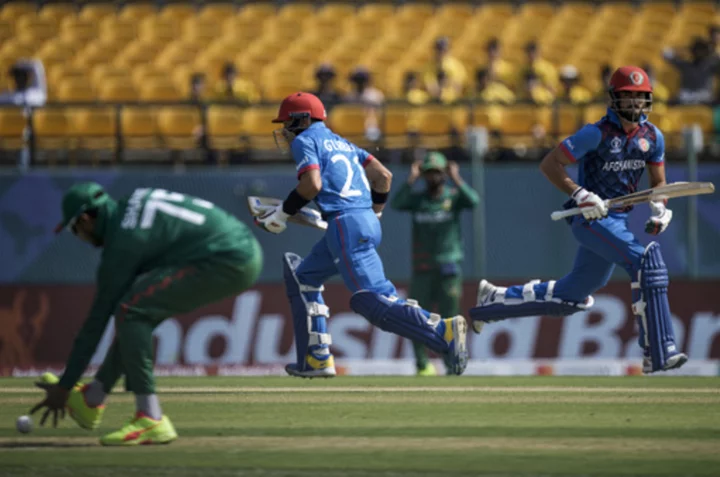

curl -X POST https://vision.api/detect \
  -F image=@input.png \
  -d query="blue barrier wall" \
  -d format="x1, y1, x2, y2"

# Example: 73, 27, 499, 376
1, 163, 719, 283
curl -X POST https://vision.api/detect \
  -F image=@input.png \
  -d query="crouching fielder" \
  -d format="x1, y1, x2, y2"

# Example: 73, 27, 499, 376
469, 66, 687, 373
255, 92, 468, 377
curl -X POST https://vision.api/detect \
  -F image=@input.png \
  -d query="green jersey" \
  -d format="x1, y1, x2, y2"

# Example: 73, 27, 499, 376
59, 188, 257, 388
391, 182, 479, 271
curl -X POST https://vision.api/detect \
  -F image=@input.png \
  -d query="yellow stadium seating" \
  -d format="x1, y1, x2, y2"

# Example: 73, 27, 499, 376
0, 108, 27, 149
182, 17, 221, 45
157, 106, 202, 150
583, 103, 610, 124
277, 3, 315, 21
0, 3, 36, 21
99, 17, 138, 44
328, 105, 369, 146
34, 109, 71, 150
98, 80, 139, 102
413, 105, 468, 148
159, 4, 197, 22
497, 105, 543, 147
236, 3, 276, 22
382, 105, 414, 149
39, 3, 76, 22
59, 17, 98, 45
57, 78, 96, 102
140, 78, 182, 102
665, 105, 714, 134
242, 107, 281, 150
198, 3, 237, 21
541, 104, 584, 137
15, 15, 58, 42
79, 4, 116, 21
47, 65, 86, 92
471, 105, 504, 131
119, 3, 157, 21
122, 107, 159, 150
139, 16, 180, 43
207, 106, 246, 151
70, 107, 117, 151
156, 41, 202, 69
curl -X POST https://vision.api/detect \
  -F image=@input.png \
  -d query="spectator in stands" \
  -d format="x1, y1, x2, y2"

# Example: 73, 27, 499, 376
189, 73, 206, 104
557, 65, 592, 105
663, 37, 719, 104
404, 72, 430, 105
709, 25, 720, 54
312, 63, 342, 112
485, 38, 515, 89
423, 36, 467, 98
214, 62, 260, 105
473, 68, 515, 104
430, 70, 460, 105
0, 59, 47, 107
345, 66, 384, 142
521, 71, 554, 105
522, 41, 559, 93
595, 64, 613, 99
641, 63, 670, 103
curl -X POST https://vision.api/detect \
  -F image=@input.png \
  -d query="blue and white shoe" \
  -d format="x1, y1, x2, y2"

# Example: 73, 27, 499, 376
472, 279, 498, 334
285, 352, 336, 378
438, 316, 468, 376
642, 348, 688, 374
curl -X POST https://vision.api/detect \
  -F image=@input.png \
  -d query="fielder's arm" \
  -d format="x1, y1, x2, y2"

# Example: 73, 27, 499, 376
364, 157, 393, 214
58, 253, 139, 390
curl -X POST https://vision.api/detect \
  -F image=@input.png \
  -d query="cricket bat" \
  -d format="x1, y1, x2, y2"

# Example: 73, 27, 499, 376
247, 196, 328, 230
551, 181, 716, 221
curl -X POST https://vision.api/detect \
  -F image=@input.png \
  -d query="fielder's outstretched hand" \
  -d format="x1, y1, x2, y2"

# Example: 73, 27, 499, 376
645, 200, 673, 235
30, 382, 68, 428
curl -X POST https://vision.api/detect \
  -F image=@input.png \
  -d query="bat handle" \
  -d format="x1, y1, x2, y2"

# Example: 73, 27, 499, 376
550, 208, 581, 221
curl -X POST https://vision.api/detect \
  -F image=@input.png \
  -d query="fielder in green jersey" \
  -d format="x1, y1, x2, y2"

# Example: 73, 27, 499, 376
391, 152, 479, 375
31, 182, 262, 445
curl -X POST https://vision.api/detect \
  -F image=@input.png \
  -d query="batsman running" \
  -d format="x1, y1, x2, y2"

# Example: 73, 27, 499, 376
254, 92, 469, 377
30, 183, 263, 444
470, 66, 688, 374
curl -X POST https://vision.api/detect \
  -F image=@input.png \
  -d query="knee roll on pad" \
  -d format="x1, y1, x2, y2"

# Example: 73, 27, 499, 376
350, 290, 448, 354
633, 242, 679, 372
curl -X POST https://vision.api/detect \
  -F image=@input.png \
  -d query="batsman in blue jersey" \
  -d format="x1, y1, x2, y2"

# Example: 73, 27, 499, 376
254, 92, 469, 377
470, 66, 687, 374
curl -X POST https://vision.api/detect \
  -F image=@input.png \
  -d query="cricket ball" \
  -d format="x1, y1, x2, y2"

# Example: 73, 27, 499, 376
16, 415, 32, 434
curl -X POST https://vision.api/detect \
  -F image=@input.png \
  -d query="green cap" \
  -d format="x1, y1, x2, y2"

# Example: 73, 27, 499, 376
420, 152, 448, 172
54, 182, 109, 233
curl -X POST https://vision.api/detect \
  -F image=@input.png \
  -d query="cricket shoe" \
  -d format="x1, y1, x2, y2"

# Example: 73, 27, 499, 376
438, 316, 469, 376
100, 413, 178, 446
416, 363, 437, 377
472, 279, 499, 334
642, 349, 689, 374
285, 353, 336, 378
67, 383, 105, 430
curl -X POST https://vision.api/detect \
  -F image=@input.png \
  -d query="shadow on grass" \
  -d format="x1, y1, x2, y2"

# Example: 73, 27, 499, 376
0, 441, 95, 449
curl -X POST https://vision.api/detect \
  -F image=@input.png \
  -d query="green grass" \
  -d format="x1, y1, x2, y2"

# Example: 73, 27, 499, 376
1, 376, 719, 476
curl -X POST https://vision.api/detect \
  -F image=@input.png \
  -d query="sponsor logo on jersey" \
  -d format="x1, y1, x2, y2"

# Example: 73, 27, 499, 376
323, 139, 354, 153
602, 159, 645, 172
609, 137, 623, 154
121, 188, 150, 229
414, 210, 452, 224
638, 138, 650, 152
565, 139, 575, 150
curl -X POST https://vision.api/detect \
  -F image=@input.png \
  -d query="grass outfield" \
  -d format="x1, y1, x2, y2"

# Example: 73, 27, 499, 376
0, 376, 719, 477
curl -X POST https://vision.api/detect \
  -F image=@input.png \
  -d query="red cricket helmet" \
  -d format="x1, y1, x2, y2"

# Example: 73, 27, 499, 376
272, 92, 327, 123
609, 66, 653, 93
608, 66, 653, 123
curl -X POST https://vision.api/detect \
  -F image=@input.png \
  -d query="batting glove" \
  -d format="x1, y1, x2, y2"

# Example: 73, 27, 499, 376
572, 187, 608, 221
645, 200, 673, 235
254, 205, 289, 234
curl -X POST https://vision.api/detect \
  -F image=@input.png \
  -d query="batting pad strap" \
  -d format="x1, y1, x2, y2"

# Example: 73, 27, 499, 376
522, 280, 540, 302
309, 332, 332, 346
545, 281, 556, 301
307, 302, 330, 317
299, 283, 324, 293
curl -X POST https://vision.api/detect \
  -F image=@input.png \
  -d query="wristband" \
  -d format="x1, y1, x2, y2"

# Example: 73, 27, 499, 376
282, 189, 310, 216
371, 190, 389, 204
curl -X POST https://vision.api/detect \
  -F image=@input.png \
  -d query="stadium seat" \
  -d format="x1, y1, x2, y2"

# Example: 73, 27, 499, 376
471, 105, 503, 131
155, 41, 202, 69
159, 4, 197, 22
182, 17, 221, 45
139, 16, 180, 43
541, 105, 583, 137
207, 106, 246, 151
0, 108, 27, 150
414, 106, 468, 149
356, 4, 394, 21
328, 105, 370, 146
99, 18, 138, 44
242, 107, 281, 150
140, 79, 182, 102
277, 3, 315, 21
235, 3, 276, 23
498, 105, 542, 147
59, 17, 98, 45
15, 15, 58, 42
79, 4, 116, 21
0, 3, 37, 21
75, 42, 122, 69
198, 3, 237, 21
583, 103, 609, 124
0, 19, 13, 43
98, 80, 139, 102
382, 105, 413, 149
122, 107, 159, 150
47, 65, 86, 91
157, 106, 202, 150
665, 105, 714, 134
34, 109, 71, 150
70, 107, 118, 151
39, 3, 76, 22
119, 3, 157, 21
57, 78, 96, 102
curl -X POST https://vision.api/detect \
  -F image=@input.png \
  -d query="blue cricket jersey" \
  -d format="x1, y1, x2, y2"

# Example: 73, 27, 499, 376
559, 108, 665, 203
290, 122, 374, 215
